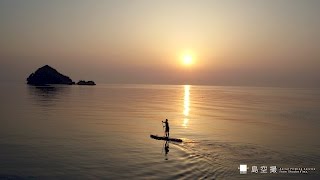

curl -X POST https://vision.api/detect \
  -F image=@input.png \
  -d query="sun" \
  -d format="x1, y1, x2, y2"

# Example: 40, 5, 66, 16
183, 54, 193, 65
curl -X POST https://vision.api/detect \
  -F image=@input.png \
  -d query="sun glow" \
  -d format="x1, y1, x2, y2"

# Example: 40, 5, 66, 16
182, 54, 193, 65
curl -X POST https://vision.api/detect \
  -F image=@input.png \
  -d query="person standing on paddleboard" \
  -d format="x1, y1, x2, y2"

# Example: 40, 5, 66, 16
162, 119, 170, 137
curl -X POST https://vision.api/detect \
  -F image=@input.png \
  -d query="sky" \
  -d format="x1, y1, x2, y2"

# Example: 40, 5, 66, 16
1, 0, 319, 87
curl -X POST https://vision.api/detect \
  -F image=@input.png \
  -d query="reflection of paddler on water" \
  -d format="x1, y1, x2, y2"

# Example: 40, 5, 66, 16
162, 119, 170, 137
164, 140, 169, 160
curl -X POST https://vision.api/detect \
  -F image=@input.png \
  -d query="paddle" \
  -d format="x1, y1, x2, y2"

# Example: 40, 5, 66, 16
162, 121, 166, 137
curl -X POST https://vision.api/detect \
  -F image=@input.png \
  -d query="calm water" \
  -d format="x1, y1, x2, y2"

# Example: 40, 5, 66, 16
0, 84, 319, 179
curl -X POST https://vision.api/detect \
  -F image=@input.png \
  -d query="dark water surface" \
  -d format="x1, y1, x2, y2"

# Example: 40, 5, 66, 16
0, 84, 319, 179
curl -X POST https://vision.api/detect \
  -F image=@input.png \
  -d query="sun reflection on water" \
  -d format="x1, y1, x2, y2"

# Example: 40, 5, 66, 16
183, 85, 190, 127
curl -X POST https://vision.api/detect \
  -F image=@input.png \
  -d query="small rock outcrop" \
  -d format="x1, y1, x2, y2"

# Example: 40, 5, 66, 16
77, 80, 96, 86
27, 65, 74, 85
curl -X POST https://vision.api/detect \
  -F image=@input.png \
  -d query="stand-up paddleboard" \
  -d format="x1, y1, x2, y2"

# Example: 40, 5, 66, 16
150, 135, 183, 142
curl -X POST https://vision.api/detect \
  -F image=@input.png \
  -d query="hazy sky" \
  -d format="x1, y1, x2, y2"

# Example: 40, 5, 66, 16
1, 0, 319, 86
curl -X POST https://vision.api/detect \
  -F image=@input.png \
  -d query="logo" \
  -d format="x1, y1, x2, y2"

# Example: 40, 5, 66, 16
239, 164, 248, 174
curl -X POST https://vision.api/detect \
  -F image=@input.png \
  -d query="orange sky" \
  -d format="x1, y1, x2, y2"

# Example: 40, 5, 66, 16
1, 0, 320, 86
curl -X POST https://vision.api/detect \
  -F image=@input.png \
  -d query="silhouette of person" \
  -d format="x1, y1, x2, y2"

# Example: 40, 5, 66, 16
162, 119, 170, 137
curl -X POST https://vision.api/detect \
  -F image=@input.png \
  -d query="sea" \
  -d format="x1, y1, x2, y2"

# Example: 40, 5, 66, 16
0, 83, 319, 179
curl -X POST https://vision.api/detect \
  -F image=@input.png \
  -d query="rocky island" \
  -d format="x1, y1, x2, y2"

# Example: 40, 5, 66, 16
27, 65, 74, 85
77, 80, 96, 86
27, 65, 96, 86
